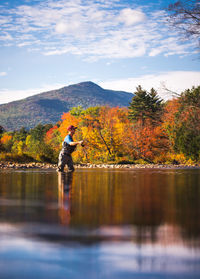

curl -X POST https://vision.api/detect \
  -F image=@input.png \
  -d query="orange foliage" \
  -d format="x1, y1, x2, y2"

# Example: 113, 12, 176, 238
43, 101, 196, 163
45, 125, 61, 151
51, 106, 171, 163
59, 112, 79, 140
162, 98, 180, 148
124, 119, 169, 161
178, 106, 200, 129
1, 134, 12, 144
163, 98, 180, 126
46, 126, 57, 142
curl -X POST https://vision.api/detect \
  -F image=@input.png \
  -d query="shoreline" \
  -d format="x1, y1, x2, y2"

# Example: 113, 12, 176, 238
0, 162, 200, 170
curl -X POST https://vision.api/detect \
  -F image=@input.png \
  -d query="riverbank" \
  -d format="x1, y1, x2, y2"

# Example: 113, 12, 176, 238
0, 162, 200, 170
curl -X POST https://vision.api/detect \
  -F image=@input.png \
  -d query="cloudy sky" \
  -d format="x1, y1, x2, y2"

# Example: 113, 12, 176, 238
0, 0, 199, 104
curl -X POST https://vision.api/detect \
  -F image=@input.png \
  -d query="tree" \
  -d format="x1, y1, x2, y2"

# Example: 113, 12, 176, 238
174, 124, 200, 160
26, 123, 54, 162
174, 86, 200, 160
12, 127, 28, 142
162, 98, 180, 148
163, 86, 200, 161
128, 86, 164, 126
30, 123, 53, 141
0, 126, 5, 151
0, 126, 5, 135
167, 1, 200, 48
70, 105, 84, 117
129, 121, 169, 162
180, 85, 200, 108
0, 133, 13, 152
45, 125, 62, 161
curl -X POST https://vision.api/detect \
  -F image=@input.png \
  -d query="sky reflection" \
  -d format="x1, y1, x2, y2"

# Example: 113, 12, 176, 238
0, 226, 200, 279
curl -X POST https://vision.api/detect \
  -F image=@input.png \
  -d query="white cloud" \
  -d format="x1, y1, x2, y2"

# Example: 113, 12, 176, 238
44, 46, 77, 56
99, 71, 200, 100
55, 22, 69, 34
0, 0, 196, 60
148, 40, 193, 57
0, 83, 66, 104
55, 20, 81, 35
119, 9, 146, 26
0, 32, 13, 41
149, 48, 163, 57
0, 72, 7, 77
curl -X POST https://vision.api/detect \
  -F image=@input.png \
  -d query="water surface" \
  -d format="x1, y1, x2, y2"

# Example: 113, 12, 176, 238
0, 168, 200, 278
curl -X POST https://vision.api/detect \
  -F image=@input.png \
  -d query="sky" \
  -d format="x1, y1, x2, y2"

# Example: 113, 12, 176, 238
0, 0, 200, 104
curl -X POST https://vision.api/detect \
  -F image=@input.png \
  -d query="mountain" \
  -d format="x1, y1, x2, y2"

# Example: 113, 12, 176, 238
0, 81, 133, 131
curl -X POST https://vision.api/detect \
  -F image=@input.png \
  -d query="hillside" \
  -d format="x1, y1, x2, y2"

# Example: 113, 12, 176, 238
0, 81, 133, 131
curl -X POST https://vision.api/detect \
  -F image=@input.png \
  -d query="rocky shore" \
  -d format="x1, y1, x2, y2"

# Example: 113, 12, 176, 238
0, 162, 200, 170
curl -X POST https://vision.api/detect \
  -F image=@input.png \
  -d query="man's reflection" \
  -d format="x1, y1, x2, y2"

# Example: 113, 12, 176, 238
58, 172, 73, 225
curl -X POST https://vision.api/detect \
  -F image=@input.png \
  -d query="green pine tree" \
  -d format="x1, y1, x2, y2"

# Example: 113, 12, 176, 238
128, 86, 164, 126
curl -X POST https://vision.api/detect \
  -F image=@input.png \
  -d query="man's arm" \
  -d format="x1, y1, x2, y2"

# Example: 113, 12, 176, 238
69, 140, 83, 146
65, 135, 83, 146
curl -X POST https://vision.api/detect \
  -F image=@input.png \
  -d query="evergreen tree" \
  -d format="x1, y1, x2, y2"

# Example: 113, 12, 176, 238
128, 86, 164, 125
0, 126, 5, 135
173, 86, 200, 160
30, 123, 53, 141
180, 86, 200, 108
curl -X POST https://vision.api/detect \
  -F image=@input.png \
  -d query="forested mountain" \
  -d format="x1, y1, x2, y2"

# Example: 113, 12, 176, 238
0, 81, 133, 131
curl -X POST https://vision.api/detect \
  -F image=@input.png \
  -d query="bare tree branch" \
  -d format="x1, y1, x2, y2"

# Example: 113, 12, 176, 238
166, 0, 200, 48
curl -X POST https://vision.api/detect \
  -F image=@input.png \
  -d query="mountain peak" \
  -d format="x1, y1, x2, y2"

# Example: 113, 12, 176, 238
0, 81, 133, 130
69, 81, 102, 89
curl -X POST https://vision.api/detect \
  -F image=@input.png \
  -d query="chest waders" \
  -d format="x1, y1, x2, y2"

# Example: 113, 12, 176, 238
57, 142, 77, 172
62, 142, 76, 155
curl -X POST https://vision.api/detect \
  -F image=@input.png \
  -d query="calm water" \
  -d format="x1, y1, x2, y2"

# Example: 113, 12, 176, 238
0, 168, 200, 279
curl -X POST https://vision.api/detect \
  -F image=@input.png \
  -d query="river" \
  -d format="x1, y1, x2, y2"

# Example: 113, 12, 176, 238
0, 168, 200, 278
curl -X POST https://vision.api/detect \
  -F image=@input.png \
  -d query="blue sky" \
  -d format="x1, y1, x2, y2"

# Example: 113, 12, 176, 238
0, 0, 199, 104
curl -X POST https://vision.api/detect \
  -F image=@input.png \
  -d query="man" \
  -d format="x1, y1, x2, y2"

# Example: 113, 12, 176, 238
57, 125, 83, 172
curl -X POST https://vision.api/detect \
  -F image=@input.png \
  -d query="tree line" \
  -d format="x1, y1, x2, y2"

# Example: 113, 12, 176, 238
0, 85, 200, 165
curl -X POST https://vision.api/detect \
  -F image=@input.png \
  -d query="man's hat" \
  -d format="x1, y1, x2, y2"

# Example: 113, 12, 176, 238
67, 125, 77, 131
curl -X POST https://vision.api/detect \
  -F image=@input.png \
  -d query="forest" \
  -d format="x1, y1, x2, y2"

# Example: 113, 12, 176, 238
0, 85, 200, 165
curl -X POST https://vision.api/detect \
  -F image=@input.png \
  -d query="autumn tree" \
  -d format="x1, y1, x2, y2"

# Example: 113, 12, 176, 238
11, 127, 28, 155
45, 125, 62, 161
0, 133, 13, 152
26, 123, 54, 162
0, 126, 5, 151
75, 106, 109, 162
70, 105, 84, 117
162, 98, 180, 149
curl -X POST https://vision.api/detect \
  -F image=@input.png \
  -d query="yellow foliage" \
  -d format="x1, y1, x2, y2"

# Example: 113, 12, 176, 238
11, 140, 24, 155
167, 153, 187, 164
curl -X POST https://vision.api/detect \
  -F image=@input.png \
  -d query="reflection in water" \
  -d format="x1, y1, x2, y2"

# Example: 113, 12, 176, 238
0, 169, 199, 243
58, 172, 73, 225
0, 168, 200, 278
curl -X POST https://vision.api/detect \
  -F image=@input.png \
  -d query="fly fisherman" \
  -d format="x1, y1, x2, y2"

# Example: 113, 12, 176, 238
57, 125, 83, 173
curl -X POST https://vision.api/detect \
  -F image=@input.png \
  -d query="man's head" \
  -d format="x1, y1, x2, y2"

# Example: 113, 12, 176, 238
67, 125, 77, 134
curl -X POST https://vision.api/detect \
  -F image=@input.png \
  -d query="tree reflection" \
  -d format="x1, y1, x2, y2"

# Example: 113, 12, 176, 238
173, 172, 200, 240
0, 169, 200, 246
